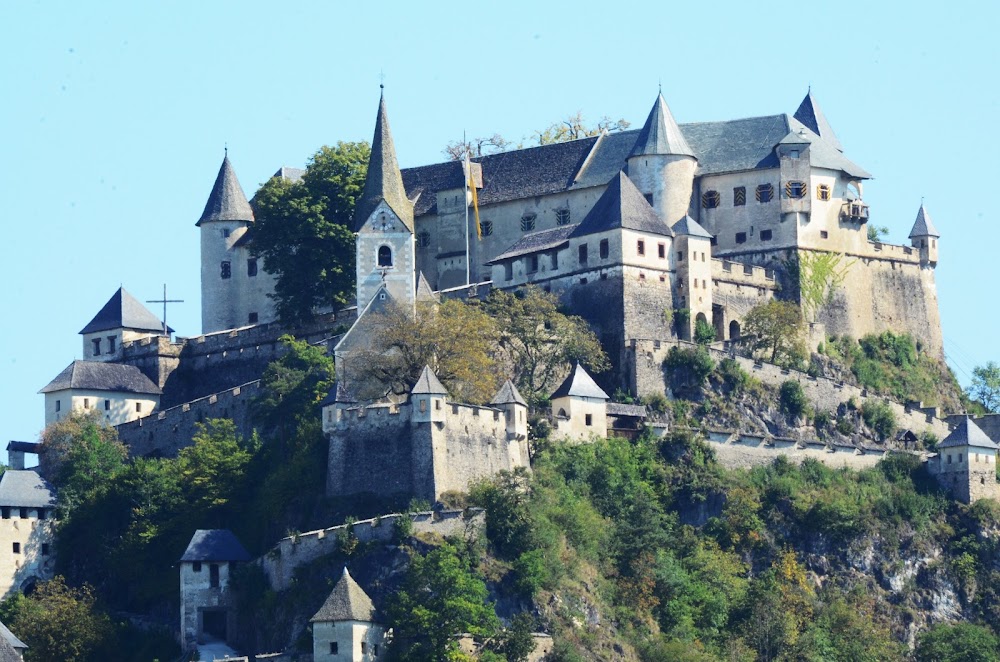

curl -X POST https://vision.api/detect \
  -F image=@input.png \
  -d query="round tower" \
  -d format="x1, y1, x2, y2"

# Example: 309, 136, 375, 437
626, 92, 698, 225
197, 152, 255, 334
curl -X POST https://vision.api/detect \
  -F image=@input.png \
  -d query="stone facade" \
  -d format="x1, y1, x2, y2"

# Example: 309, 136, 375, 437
927, 419, 1000, 504
0, 471, 56, 599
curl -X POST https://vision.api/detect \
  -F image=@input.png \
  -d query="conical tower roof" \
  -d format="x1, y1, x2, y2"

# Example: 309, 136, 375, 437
491, 380, 527, 407
353, 91, 414, 232
793, 90, 843, 152
411, 365, 447, 395
630, 93, 695, 158
319, 381, 357, 408
197, 154, 254, 226
571, 171, 671, 237
310, 567, 377, 623
79, 287, 172, 335
909, 203, 940, 239
551, 363, 609, 400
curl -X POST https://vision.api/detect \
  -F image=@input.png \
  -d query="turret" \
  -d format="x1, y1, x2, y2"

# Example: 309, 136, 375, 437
353, 89, 416, 312
197, 153, 255, 334
626, 92, 697, 224
491, 379, 528, 441
410, 365, 447, 424
934, 418, 998, 503
321, 381, 358, 433
671, 215, 714, 341
909, 203, 940, 266
310, 567, 388, 661
550, 364, 609, 442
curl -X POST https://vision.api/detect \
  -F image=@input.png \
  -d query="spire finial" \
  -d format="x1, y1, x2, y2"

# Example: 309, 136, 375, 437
658, 78, 662, 95
379, 70, 385, 95
224, 142, 228, 158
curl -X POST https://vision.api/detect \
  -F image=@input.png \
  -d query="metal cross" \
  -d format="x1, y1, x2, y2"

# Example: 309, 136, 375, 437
147, 284, 183, 337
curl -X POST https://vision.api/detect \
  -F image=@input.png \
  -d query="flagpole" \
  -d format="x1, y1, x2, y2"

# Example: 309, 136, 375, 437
464, 132, 471, 286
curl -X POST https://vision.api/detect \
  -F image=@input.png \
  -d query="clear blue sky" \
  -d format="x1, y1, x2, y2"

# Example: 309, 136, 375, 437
1, 1, 996, 451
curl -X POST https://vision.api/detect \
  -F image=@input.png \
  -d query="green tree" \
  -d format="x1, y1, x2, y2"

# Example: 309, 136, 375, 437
485, 286, 609, 405
255, 334, 335, 442
867, 224, 889, 242
250, 141, 370, 325
797, 251, 854, 322
915, 622, 1000, 662
176, 419, 257, 514
38, 410, 127, 511
741, 300, 805, 366
969, 361, 1000, 412
693, 317, 716, 345
779, 380, 808, 419
388, 544, 500, 661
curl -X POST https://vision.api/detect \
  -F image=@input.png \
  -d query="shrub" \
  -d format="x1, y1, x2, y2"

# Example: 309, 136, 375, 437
814, 410, 830, 430
861, 400, 897, 441
641, 392, 669, 416
665, 347, 715, 395
694, 318, 717, 345
717, 358, 749, 394
779, 381, 808, 419
836, 416, 855, 435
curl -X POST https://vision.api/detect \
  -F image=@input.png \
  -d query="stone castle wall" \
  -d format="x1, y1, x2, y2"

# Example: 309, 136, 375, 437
697, 427, 893, 471
258, 509, 484, 592
631, 339, 953, 440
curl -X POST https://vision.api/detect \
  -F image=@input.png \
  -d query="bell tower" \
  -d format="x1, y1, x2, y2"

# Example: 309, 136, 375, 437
353, 89, 416, 312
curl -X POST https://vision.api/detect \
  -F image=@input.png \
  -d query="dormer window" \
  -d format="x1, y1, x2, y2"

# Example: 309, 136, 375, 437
377, 245, 393, 267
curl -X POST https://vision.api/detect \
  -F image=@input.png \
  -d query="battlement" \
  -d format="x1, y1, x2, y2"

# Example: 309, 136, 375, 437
865, 240, 922, 263
258, 509, 484, 591
711, 258, 778, 288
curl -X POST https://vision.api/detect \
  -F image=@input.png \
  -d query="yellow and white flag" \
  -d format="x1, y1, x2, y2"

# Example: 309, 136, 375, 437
465, 151, 482, 239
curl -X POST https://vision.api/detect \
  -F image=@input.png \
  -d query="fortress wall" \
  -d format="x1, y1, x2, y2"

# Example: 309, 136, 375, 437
259, 509, 484, 592
632, 340, 952, 439
115, 382, 262, 458
701, 431, 890, 471
327, 406, 419, 500
433, 403, 527, 496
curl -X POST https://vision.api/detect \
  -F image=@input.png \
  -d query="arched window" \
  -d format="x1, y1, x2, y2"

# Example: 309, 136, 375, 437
377, 245, 393, 267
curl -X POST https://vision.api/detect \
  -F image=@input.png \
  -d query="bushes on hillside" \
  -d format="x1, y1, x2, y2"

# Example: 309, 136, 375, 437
779, 380, 808, 419
861, 399, 897, 441
665, 346, 715, 397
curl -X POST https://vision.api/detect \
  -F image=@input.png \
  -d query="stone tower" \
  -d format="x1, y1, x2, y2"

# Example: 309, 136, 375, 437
932, 418, 998, 504
626, 92, 698, 224
909, 203, 940, 266
671, 215, 714, 340
353, 90, 416, 312
310, 567, 387, 661
197, 153, 256, 334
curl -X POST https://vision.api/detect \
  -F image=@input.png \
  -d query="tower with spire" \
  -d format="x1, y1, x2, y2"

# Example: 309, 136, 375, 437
353, 89, 417, 313
909, 202, 940, 266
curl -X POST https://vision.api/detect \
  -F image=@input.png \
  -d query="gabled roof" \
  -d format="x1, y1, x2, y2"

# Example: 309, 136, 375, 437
672, 215, 713, 239
319, 382, 357, 408
39, 361, 162, 395
551, 364, 609, 400
0, 471, 55, 509
491, 380, 527, 407
0, 620, 26, 653
411, 365, 447, 396
607, 402, 648, 418
778, 129, 811, 145
488, 225, 577, 264
197, 155, 254, 226
353, 92, 414, 232
630, 93, 695, 158
909, 204, 940, 238
937, 418, 999, 450
79, 287, 171, 335
416, 272, 438, 302
571, 171, 672, 237
793, 90, 843, 152
179, 529, 251, 563
6, 441, 38, 454
273, 166, 305, 184
311, 568, 377, 623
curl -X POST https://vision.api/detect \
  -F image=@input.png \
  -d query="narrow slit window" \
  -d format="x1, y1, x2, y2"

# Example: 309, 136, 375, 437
578, 244, 588, 265
247, 258, 258, 277
599, 239, 609, 259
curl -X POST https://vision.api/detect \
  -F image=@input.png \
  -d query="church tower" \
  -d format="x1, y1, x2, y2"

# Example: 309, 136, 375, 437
197, 153, 256, 333
353, 89, 416, 313
626, 92, 698, 225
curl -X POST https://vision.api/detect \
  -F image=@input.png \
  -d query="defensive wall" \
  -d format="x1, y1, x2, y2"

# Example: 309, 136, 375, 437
258, 509, 484, 592
630, 339, 953, 440
693, 427, 900, 471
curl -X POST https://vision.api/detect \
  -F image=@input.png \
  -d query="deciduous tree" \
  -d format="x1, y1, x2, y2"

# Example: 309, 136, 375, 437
969, 361, 1000, 413
741, 300, 805, 367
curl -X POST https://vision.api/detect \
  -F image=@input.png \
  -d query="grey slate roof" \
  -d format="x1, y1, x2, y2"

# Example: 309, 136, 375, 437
310, 568, 377, 623
411, 365, 447, 395
273, 166, 305, 183
909, 204, 940, 238
488, 224, 577, 264
793, 90, 844, 152
0, 627, 22, 662
0, 471, 56, 509
672, 215, 713, 239
5, 441, 38, 454
607, 402, 648, 418
415, 272, 438, 302
39, 361, 162, 395
79, 287, 171, 335
551, 364, 609, 400
319, 382, 357, 408
937, 418, 999, 450
571, 171, 673, 237
197, 155, 254, 226
630, 93, 696, 158
179, 529, 251, 563
0, 620, 25, 653
491, 380, 527, 407
353, 92, 414, 232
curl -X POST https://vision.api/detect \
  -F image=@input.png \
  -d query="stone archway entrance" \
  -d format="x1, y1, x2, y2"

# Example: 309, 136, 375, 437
729, 320, 741, 341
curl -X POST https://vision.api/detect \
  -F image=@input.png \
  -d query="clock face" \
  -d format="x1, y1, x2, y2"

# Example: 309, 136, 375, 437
376, 212, 394, 232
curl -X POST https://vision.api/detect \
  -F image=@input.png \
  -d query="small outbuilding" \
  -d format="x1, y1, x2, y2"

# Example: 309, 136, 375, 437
311, 568, 387, 661
178, 529, 251, 651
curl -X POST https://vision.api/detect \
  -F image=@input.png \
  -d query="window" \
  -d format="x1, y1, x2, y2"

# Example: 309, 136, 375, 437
785, 181, 807, 198
330, 642, 339, 654
585, 414, 593, 426
947, 454, 952, 465
959, 454, 964, 463
756, 184, 774, 202
37, 509, 46, 520
734, 186, 746, 206
247, 258, 258, 277
520, 213, 536, 231
658, 243, 666, 259
221, 261, 232, 279
42, 543, 50, 556
760, 230, 773, 241
789, 149, 800, 159
84, 398, 90, 409
107, 336, 116, 353
374, 644, 379, 655
555, 209, 571, 225
481, 220, 493, 236
361, 642, 368, 654
599, 239, 609, 259
637, 240, 645, 256
578, 244, 588, 265
104, 400, 110, 411
817, 184, 831, 201
677, 251, 683, 261
193, 561, 202, 572
820, 230, 829, 239
550, 251, 559, 269
416, 231, 431, 247
222, 228, 230, 238
639, 273, 646, 280
12, 543, 19, 555
1, 509, 8, 520
701, 190, 721, 209
55, 400, 61, 412
92, 338, 101, 356
248, 312, 258, 324
736, 232, 747, 244
136, 402, 142, 413
504, 262, 513, 281
209, 563, 220, 588
528, 255, 539, 273
377, 245, 393, 267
